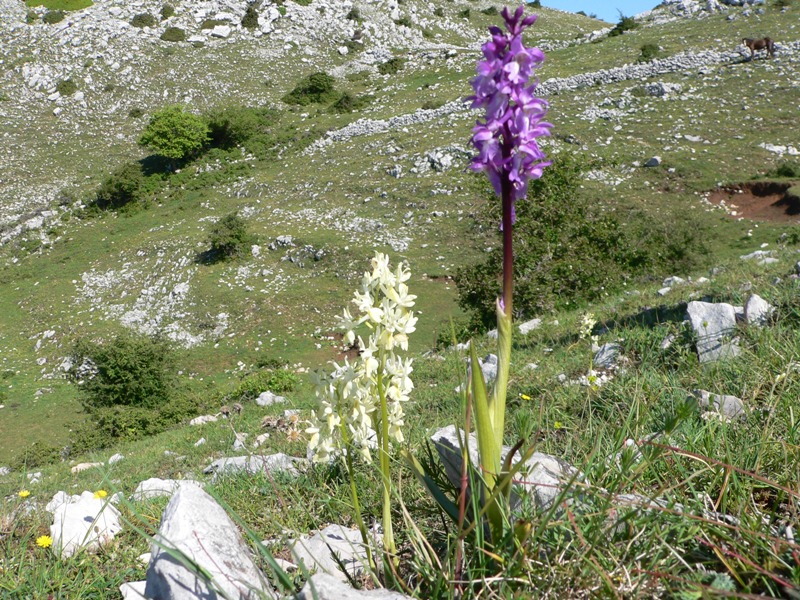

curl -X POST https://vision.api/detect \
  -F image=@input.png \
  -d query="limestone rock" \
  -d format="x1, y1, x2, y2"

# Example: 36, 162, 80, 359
518, 318, 542, 335
256, 390, 286, 406
203, 453, 302, 481
686, 301, 740, 363
289, 524, 380, 581
692, 389, 745, 420
131, 478, 201, 501
431, 425, 579, 512
120, 581, 146, 600
644, 156, 661, 167
295, 573, 412, 599
46, 491, 122, 558
189, 414, 218, 426
593, 342, 621, 369
145, 485, 274, 600
743, 293, 774, 326
70, 461, 102, 474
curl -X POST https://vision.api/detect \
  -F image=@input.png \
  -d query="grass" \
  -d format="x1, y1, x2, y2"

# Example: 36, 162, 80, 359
1, 2, 800, 595
25, 0, 92, 10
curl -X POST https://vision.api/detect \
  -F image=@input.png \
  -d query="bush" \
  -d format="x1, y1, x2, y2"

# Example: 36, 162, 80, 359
421, 98, 445, 110
481, 6, 498, 16
458, 8, 470, 19
160, 3, 175, 19
207, 212, 254, 260
769, 161, 800, 178
530, 0, 542, 6
94, 162, 161, 210
330, 91, 371, 113
55, 78, 77, 96
160, 26, 186, 42
282, 72, 339, 105
26, 10, 38, 23
131, 12, 157, 27
128, 107, 145, 119
455, 153, 708, 328
205, 106, 272, 149
346, 7, 361, 20
139, 104, 210, 162
433, 7, 444, 17
609, 14, 638, 37
378, 57, 405, 76
68, 333, 176, 411
42, 9, 65, 23
394, 15, 412, 27
200, 18, 227, 29
242, 5, 259, 28
638, 43, 661, 62
344, 39, 364, 54
228, 369, 300, 402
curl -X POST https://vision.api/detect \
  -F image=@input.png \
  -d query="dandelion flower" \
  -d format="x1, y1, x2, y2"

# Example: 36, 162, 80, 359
554, 421, 564, 429
519, 393, 531, 401
18, 490, 31, 499
93, 490, 108, 499
36, 535, 53, 549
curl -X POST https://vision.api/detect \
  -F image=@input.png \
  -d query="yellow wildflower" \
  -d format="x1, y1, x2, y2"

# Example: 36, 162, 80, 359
93, 490, 108, 499
18, 490, 30, 499
36, 535, 53, 549
519, 393, 532, 401
554, 421, 564, 429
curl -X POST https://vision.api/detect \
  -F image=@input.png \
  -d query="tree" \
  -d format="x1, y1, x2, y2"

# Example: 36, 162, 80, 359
138, 105, 210, 163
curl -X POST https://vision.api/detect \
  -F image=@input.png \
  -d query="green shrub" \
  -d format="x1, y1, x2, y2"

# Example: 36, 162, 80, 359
609, 14, 638, 37
458, 8, 470, 19
282, 72, 339, 105
346, 6, 361, 20
530, 0, 541, 6
68, 333, 176, 411
277, 5, 286, 15
55, 78, 77, 96
769, 161, 800, 178
160, 3, 175, 19
205, 106, 273, 149
26, 10, 38, 23
394, 15, 412, 27
128, 107, 145, 119
421, 98, 445, 110
433, 7, 444, 17
228, 369, 300, 402
94, 162, 161, 210
131, 12, 157, 27
42, 9, 64, 23
11, 442, 62, 470
455, 153, 708, 328
242, 5, 259, 28
344, 39, 364, 54
638, 43, 661, 62
139, 104, 210, 162
26, 0, 92, 9
200, 18, 227, 29
103, 82, 115, 93
330, 91, 371, 113
481, 6, 498, 15
378, 57, 405, 76
160, 26, 186, 42
207, 212, 255, 260
0, 91, 9, 102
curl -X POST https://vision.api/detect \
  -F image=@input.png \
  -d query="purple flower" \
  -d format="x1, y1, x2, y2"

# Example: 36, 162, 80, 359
468, 6, 551, 216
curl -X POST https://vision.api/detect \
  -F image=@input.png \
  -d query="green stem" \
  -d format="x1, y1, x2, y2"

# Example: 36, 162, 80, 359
376, 348, 397, 564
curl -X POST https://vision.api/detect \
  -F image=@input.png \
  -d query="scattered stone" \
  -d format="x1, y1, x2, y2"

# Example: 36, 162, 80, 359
253, 432, 271, 448
431, 425, 579, 513
203, 453, 302, 481
256, 390, 286, 406
145, 485, 274, 600
189, 414, 218, 426
740, 250, 772, 261
657, 287, 672, 297
662, 276, 686, 287
27, 471, 42, 484
194, 437, 206, 447
232, 432, 249, 451
456, 354, 498, 393
660, 333, 677, 350
644, 156, 662, 167
46, 491, 122, 558
70, 462, 102, 474
120, 581, 146, 600
686, 301, 740, 363
743, 294, 774, 326
132, 478, 202, 501
0, 466, 10, 477
210, 25, 232, 38
289, 524, 381, 582
295, 573, 412, 599
108, 453, 124, 465
691, 389, 746, 420
593, 343, 621, 369
518, 318, 542, 334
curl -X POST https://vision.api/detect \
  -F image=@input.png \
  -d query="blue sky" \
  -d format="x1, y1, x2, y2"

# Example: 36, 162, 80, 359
536, 1, 659, 23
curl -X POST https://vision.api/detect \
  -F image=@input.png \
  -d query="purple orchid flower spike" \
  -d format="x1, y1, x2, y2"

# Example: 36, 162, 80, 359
468, 5, 551, 318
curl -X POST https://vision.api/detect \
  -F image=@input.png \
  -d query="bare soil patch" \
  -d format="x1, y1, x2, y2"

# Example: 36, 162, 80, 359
709, 181, 800, 222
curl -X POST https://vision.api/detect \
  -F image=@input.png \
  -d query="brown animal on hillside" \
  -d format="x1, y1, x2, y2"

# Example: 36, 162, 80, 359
742, 37, 775, 59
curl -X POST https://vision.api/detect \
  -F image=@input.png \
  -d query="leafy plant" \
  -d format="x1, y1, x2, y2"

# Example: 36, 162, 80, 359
378, 57, 405, 76
394, 15, 413, 27
160, 3, 175, 19
160, 26, 186, 42
130, 12, 157, 27
228, 369, 299, 402
242, 5, 259, 29
55, 78, 78, 96
42, 9, 65, 24
330, 91, 371, 113
282, 72, 338, 105
638, 43, 661, 62
345, 6, 360, 21
206, 212, 255, 260
138, 105, 210, 163
94, 162, 162, 210
481, 6, 498, 16
609, 13, 638, 37
205, 106, 273, 149
458, 8, 470, 19
200, 18, 227, 29
433, 7, 444, 17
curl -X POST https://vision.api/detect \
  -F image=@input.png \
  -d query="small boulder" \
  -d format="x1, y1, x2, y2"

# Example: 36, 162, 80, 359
518, 318, 542, 335
46, 491, 122, 558
289, 524, 380, 582
295, 573, 412, 599
70, 462, 102, 474
256, 390, 286, 406
189, 414, 218, 426
203, 453, 302, 481
686, 301, 740, 363
691, 389, 745, 420
593, 342, 621, 369
744, 294, 774, 326
644, 156, 661, 167
131, 478, 202, 501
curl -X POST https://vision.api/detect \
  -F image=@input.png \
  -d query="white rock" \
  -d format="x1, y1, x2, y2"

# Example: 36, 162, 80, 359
210, 25, 232, 38
108, 453, 124, 465
71, 462, 102, 474
518, 318, 542, 334
289, 525, 381, 582
296, 573, 412, 599
256, 390, 286, 406
189, 414, 218, 426
203, 453, 302, 481
132, 478, 202, 501
47, 491, 122, 558
743, 293, 774, 326
145, 485, 274, 599
119, 581, 146, 600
